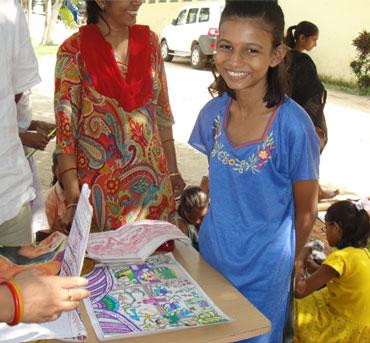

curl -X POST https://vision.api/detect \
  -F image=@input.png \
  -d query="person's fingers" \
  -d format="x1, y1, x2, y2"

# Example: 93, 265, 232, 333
60, 300, 83, 312
58, 276, 90, 288
63, 287, 90, 303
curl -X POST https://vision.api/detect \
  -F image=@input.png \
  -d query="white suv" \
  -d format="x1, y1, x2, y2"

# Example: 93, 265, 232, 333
159, 1, 224, 69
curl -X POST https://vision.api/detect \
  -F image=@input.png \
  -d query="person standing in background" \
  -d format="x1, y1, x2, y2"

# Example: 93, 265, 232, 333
0, 0, 41, 246
0, 0, 89, 326
285, 21, 338, 200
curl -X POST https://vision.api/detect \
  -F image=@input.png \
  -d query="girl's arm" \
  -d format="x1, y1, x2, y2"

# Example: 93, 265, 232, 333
293, 180, 319, 260
295, 264, 338, 298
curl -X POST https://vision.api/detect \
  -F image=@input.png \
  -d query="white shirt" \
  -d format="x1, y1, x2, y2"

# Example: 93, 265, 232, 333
0, 0, 41, 225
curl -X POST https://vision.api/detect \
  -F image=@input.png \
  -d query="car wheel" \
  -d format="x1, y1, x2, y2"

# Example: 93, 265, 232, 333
160, 40, 173, 62
191, 44, 206, 69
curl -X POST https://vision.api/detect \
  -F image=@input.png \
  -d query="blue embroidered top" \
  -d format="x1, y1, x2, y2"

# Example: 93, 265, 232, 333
189, 93, 320, 342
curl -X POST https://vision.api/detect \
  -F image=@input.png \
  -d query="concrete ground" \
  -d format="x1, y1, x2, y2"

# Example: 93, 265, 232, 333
31, 55, 370, 200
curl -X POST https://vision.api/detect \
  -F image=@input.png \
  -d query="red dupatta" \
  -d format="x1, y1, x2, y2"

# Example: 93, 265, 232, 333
79, 24, 153, 112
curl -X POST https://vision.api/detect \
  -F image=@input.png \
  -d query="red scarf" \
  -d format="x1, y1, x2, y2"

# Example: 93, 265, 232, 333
79, 24, 153, 112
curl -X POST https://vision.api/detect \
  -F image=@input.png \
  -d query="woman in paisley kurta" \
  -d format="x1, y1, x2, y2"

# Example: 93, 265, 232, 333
54, 0, 185, 231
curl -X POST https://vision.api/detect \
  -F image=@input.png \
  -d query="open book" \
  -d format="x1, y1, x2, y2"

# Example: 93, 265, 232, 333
84, 253, 232, 341
86, 220, 191, 265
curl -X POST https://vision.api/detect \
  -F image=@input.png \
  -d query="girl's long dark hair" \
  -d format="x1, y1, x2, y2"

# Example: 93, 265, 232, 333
209, 0, 287, 108
285, 21, 319, 49
325, 200, 370, 249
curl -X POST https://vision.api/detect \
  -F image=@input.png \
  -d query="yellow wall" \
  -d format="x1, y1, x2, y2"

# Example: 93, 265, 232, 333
138, 0, 370, 82
280, 0, 370, 81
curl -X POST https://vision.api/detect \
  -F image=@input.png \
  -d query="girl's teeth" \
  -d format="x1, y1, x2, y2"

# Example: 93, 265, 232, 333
228, 71, 247, 78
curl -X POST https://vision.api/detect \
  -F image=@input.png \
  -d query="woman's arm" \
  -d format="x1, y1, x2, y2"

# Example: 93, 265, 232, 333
153, 31, 185, 197
159, 127, 185, 198
295, 264, 338, 298
293, 180, 319, 259
55, 153, 80, 232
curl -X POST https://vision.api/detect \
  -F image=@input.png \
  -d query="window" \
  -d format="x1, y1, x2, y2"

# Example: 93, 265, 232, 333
199, 8, 210, 22
175, 9, 187, 25
186, 8, 198, 24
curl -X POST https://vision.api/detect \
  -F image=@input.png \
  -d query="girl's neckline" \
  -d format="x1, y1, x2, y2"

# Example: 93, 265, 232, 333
222, 95, 282, 150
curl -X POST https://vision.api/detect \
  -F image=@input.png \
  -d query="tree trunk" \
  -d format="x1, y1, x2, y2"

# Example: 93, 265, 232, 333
41, 0, 51, 45
42, 0, 64, 45
27, 0, 32, 23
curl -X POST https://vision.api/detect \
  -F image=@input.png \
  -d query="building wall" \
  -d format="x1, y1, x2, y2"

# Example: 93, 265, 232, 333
137, 0, 370, 82
280, 0, 370, 82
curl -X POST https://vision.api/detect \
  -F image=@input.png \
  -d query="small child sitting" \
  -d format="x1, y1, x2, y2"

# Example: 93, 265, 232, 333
294, 200, 370, 342
177, 186, 209, 251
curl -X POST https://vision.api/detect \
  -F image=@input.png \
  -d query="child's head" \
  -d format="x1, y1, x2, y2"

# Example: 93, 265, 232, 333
51, 151, 59, 186
178, 186, 209, 228
285, 21, 319, 51
325, 200, 370, 249
209, 0, 287, 108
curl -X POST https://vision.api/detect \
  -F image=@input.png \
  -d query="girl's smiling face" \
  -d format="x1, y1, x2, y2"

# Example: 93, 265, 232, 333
215, 18, 284, 95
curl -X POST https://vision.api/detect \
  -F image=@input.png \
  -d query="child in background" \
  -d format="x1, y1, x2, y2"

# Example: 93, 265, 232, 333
294, 200, 370, 342
17, 90, 55, 237
177, 186, 209, 251
44, 151, 67, 233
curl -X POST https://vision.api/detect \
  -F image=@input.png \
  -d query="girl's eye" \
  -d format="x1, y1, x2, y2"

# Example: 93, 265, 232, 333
217, 43, 232, 51
247, 48, 259, 54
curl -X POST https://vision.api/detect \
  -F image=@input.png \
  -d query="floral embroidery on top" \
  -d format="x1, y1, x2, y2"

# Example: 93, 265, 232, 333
211, 114, 275, 174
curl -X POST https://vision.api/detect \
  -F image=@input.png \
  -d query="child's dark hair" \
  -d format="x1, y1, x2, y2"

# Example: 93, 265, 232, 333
285, 21, 319, 49
209, 0, 287, 108
325, 200, 370, 249
178, 186, 209, 223
51, 151, 58, 186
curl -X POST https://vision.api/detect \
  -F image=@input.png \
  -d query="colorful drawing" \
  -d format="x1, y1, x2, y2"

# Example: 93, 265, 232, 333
83, 253, 231, 340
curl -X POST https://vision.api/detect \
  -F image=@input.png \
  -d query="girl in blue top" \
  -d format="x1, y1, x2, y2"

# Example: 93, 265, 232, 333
188, 1, 320, 342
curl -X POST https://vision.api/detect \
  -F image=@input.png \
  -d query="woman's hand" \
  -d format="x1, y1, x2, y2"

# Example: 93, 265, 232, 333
170, 173, 185, 198
52, 207, 76, 234
13, 270, 90, 323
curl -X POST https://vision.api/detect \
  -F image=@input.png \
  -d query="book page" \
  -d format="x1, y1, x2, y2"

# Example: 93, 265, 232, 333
83, 253, 232, 341
86, 220, 190, 262
60, 183, 92, 277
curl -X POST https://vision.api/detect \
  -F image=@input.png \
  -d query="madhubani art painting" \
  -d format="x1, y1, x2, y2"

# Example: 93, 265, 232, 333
83, 253, 231, 340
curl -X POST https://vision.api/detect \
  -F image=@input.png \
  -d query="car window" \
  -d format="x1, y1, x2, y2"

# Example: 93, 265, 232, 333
199, 8, 210, 22
176, 9, 187, 25
186, 8, 198, 24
